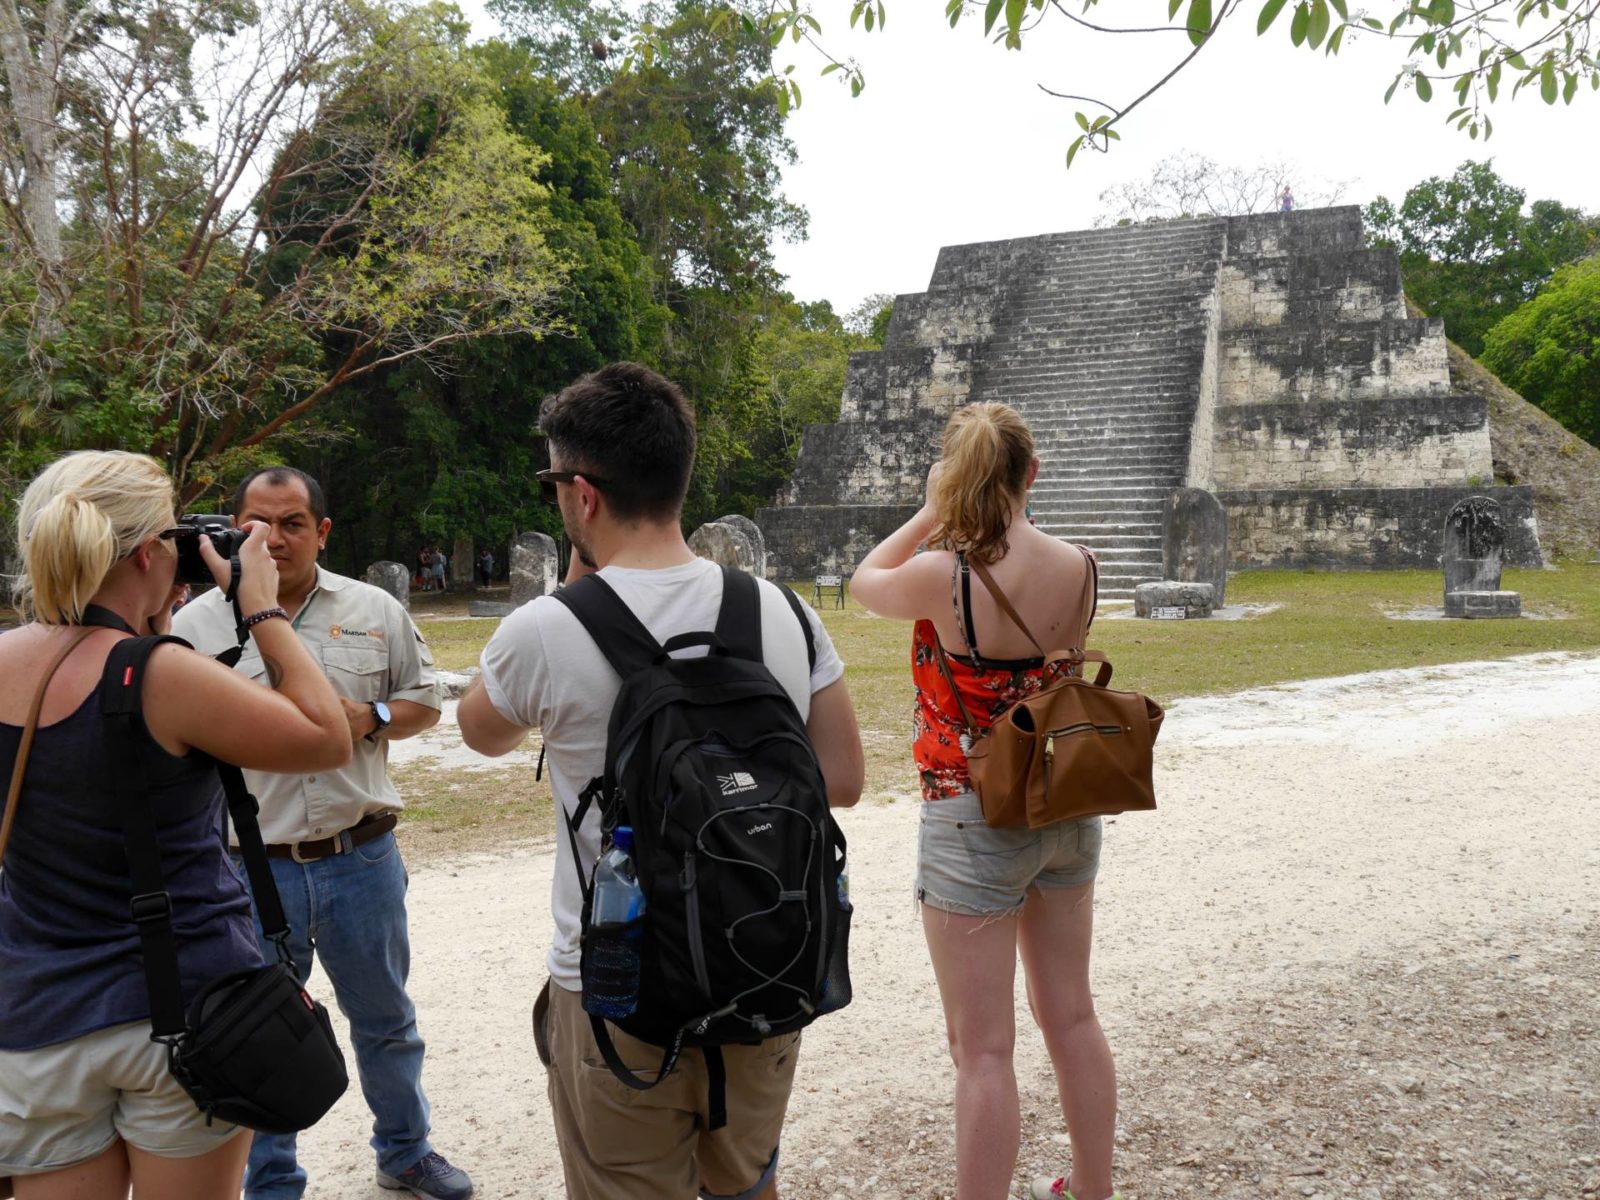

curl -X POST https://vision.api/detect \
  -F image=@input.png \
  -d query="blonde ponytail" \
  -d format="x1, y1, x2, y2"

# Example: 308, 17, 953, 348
13, 451, 175, 624
927, 402, 1034, 564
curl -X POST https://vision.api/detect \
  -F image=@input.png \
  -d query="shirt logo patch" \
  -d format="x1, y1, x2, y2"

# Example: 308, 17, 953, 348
329, 624, 341, 638
718, 771, 758, 796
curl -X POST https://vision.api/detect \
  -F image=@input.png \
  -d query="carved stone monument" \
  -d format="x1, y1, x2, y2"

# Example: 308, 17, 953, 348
1442, 495, 1521, 618
451, 536, 474, 589
688, 521, 761, 574
714, 514, 768, 578
364, 561, 411, 610
1162, 488, 1228, 608
510, 532, 559, 607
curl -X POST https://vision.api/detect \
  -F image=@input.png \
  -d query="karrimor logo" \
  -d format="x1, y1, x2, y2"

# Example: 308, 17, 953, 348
718, 771, 758, 796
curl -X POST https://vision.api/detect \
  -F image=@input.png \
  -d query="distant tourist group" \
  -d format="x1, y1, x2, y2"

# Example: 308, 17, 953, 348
1, 364, 1128, 1200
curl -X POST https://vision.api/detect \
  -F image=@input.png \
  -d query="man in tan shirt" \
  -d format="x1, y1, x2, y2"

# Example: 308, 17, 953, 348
173, 467, 472, 1200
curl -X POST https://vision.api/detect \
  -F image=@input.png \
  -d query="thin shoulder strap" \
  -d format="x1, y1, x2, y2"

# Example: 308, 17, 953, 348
0, 628, 98, 869
1078, 545, 1099, 636
551, 573, 663, 679
712, 567, 762, 662
965, 558, 1046, 658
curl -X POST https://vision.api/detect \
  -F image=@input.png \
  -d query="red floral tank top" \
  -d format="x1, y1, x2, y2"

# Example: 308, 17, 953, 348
911, 619, 1049, 802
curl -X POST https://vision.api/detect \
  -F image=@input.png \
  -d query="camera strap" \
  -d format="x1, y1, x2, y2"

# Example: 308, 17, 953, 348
98, 635, 296, 1038
216, 556, 249, 668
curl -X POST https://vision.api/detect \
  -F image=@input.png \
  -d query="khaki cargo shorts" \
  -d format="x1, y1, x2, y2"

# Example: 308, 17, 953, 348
535, 980, 800, 1200
0, 1020, 243, 1177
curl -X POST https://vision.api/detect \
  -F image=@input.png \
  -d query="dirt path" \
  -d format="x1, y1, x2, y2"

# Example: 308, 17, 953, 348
299, 652, 1600, 1200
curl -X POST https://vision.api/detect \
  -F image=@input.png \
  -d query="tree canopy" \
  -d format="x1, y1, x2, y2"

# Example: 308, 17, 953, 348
1366, 159, 1597, 355
1482, 255, 1600, 447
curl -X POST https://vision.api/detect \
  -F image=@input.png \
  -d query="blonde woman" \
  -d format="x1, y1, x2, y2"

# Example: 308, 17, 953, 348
852, 405, 1120, 1200
0, 452, 349, 1200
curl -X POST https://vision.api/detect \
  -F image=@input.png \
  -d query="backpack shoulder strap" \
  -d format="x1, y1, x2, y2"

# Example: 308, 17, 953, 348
99, 634, 192, 1037
551, 573, 663, 679
712, 567, 762, 663
776, 583, 816, 673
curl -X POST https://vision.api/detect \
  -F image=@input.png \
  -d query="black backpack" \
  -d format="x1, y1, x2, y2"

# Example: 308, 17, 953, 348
553, 566, 852, 1128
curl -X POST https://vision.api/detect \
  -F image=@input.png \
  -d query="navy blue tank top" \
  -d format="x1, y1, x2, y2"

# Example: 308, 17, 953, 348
0, 681, 262, 1050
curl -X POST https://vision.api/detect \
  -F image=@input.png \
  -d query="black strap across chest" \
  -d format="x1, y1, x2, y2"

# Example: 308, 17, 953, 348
97, 634, 297, 1037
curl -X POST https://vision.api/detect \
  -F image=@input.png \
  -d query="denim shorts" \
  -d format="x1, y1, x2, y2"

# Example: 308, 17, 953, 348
916, 792, 1103, 917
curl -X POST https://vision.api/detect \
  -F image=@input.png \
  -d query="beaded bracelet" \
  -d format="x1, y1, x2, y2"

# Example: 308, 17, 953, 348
242, 607, 291, 630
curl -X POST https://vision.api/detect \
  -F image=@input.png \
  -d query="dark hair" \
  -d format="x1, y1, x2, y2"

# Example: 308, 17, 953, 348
539, 362, 696, 523
232, 466, 327, 523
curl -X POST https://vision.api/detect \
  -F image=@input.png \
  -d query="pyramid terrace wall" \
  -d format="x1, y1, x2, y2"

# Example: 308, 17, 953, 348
758, 208, 1542, 585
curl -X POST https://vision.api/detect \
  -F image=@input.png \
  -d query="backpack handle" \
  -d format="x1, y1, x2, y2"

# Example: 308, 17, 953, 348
656, 631, 730, 663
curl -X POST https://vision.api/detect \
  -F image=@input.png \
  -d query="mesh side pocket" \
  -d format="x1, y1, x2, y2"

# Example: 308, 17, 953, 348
815, 899, 853, 1016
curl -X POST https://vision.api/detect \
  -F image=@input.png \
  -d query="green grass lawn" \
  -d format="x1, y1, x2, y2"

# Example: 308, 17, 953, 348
414, 565, 1600, 811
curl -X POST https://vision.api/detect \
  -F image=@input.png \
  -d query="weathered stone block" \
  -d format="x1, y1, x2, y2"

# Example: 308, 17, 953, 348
468, 600, 515, 618
1443, 590, 1521, 619
1162, 488, 1228, 607
364, 561, 410, 610
688, 521, 761, 574
714, 514, 768, 577
1134, 581, 1216, 619
510, 532, 559, 607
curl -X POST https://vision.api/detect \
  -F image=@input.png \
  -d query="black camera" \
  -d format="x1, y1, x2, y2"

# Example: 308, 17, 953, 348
165, 514, 250, 585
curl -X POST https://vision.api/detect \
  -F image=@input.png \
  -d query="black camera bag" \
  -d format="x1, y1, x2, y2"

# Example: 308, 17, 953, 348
98, 631, 348, 1134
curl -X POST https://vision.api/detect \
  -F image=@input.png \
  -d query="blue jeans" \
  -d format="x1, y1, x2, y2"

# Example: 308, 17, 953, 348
237, 831, 433, 1200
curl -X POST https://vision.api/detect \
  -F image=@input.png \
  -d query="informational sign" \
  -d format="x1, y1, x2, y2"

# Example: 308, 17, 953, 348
1149, 606, 1189, 620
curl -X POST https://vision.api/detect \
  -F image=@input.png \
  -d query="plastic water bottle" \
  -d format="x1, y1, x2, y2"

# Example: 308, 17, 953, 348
585, 826, 647, 1019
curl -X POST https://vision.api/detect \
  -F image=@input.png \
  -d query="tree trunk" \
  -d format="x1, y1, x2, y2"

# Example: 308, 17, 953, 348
0, 0, 68, 329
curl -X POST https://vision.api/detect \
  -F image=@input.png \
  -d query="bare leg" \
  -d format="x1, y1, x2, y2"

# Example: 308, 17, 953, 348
126, 1128, 250, 1200
1018, 882, 1117, 1200
921, 903, 1022, 1200
14, 1142, 129, 1200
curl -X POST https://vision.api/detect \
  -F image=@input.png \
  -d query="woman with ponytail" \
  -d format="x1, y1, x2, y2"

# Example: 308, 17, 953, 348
853, 404, 1120, 1200
0, 452, 349, 1199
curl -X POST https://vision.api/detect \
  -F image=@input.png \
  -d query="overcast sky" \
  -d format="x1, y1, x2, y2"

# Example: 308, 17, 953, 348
466, 2, 1599, 315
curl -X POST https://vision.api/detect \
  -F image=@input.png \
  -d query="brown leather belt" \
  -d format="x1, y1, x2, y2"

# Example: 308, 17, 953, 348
264, 812, 397, 863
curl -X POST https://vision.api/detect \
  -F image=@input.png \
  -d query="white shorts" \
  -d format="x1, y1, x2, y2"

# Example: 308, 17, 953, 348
0, 1021, 243, 1176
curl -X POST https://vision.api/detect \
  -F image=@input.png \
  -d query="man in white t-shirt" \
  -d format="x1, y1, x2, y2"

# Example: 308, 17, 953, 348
458, 362, 864, 1200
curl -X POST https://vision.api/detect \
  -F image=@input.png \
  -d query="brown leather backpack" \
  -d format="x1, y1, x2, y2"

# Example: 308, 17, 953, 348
935, 553, 1163, 829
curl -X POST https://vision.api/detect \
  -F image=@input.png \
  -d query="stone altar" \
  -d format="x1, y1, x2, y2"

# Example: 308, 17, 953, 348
364, 561, 410, 610
510, 532, 559, 607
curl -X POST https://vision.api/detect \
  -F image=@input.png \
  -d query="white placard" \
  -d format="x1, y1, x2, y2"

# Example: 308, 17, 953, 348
1149, 606, 1188, 620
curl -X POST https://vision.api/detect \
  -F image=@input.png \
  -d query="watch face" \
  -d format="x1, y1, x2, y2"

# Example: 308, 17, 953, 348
373, 701, 392, 725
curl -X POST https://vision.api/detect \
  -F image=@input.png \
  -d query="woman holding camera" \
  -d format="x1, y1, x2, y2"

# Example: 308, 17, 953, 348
0, 451, 349, 1199
852, 404, 1120, 1200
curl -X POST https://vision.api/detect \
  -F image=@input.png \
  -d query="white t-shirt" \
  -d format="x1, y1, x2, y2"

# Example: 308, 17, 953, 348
478, 558, 845, 990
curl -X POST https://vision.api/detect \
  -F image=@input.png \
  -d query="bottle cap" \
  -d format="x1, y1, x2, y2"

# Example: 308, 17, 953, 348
612, 825, 634, 853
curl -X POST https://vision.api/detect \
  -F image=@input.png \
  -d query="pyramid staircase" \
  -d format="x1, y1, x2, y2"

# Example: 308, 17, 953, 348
969, 222, 1227, 599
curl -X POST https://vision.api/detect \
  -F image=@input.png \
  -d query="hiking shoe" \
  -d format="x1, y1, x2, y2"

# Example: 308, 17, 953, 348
1028, 1180, 1124, 1200
377, 1151, 474, 1200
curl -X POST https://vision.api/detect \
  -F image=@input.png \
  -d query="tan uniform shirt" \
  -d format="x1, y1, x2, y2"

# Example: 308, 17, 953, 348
172, 567, 440, 845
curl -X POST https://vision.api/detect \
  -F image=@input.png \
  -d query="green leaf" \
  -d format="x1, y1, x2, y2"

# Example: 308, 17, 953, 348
1076, 110, 1091, 130
821, 62, 841, 75
1326, 22, 1345, 54
1563, 71, 1578, 103
1258, 0, 1289, 35
1507, 52, 1528, 70
1168, 0, 1184, 17
1541, 58, 1557, 102
983, 0, 1004, 34
1384, 72, 1403, 103
1328, 0, 1347, 17
1307, 0, 1329, 47
1005, 0, 1026, 38
1187, 0, 1212, 45
1362, 16, 1382, 29
946, 0, 964, 24
1487, 59, 1501, 100
1066, 135, 1084, 168
1415, 72, 1432, 101
1290, 2, 1310, 46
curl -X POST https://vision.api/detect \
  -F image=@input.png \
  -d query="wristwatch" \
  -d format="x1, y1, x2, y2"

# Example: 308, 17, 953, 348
365, 700, 392, 743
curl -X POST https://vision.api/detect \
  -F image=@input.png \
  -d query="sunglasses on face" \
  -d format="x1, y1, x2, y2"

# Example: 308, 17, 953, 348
536, 469, 610, 505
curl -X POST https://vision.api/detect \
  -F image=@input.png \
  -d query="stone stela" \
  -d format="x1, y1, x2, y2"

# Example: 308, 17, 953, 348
757, 208, 1543, 595
1442, 496, 1521, 619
